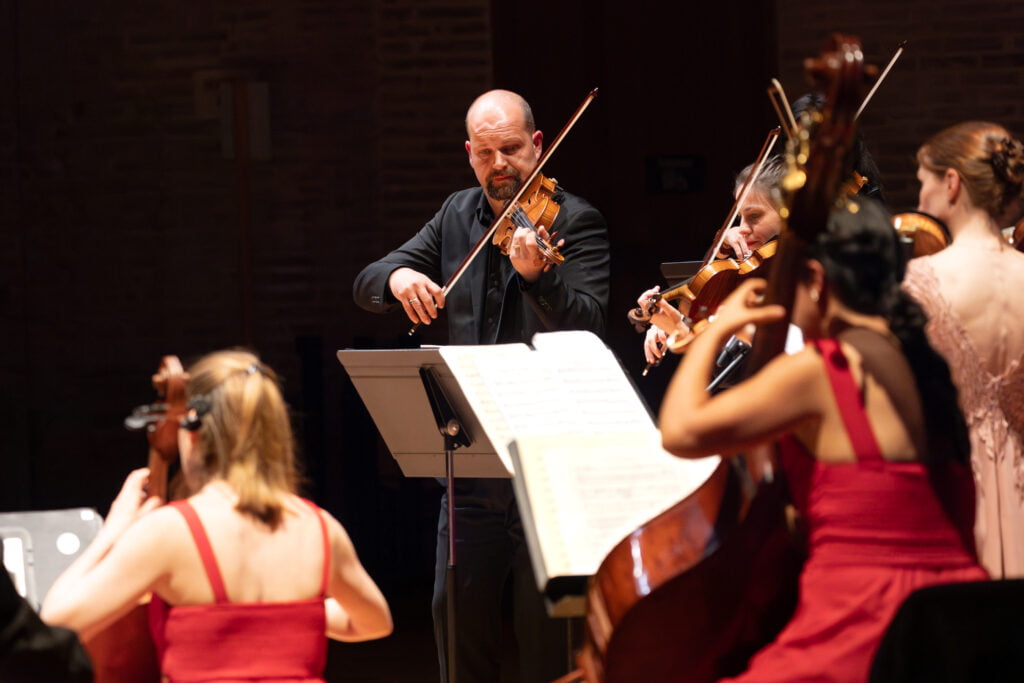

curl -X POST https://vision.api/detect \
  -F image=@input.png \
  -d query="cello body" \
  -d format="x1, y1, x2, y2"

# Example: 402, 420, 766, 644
577, 458, 803, 682
581, 33, 872, 683
83, 606, 160, 683
82, 356, 188, 683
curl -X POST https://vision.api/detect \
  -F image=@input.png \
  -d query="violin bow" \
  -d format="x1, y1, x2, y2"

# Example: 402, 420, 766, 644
855, 40, 906, 121
767, 40, 903, 137
409, 88, 598, 335
705, 127, 783, 261
768, 79, 798, 139
636, 127, 781, 326
634, 127, 781, 375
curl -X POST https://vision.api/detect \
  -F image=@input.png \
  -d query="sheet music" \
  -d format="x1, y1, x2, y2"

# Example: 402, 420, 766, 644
512, 431, 720, 583
438, 343, 534, 472
473, 331, 654, 436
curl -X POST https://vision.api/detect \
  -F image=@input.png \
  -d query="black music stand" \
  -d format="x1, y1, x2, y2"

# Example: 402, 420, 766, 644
659, 260, 704, 287
339, 348, 512, 683
419, 366, 471, 683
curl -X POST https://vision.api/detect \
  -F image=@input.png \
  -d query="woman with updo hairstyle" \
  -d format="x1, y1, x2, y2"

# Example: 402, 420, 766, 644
654, 197, 987, 682
42, 350, 392, 681
903, 120, 1024, 579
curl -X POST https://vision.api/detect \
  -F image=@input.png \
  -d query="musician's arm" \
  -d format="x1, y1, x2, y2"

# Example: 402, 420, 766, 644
658, 281, 823, 457
353, 195, 449, 314
41, 513, 173, 642
322, 513, 393, 642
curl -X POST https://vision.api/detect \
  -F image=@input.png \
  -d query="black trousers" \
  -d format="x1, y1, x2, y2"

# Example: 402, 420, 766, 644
431, 478, 570, 683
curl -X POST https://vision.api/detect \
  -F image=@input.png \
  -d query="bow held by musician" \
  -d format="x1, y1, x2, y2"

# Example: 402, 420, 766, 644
353, 89, 610, 683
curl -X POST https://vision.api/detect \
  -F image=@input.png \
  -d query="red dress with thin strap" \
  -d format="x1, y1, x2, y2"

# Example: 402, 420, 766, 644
148, 499, 329, 682
723, 338, 988, 683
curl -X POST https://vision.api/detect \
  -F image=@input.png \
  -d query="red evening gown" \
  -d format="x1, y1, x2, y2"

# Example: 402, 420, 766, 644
723, 338, 988, 683
148, 499, 329, 682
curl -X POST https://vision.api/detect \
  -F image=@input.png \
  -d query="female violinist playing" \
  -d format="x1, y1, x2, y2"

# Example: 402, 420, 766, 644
655, 197, 987, 682
640, 155, 788, 367
902, 121, 1024, 579
41, 350, 393, 681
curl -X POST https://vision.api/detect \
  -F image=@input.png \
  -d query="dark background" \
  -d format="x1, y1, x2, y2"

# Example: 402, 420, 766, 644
2, 1, 1022, 680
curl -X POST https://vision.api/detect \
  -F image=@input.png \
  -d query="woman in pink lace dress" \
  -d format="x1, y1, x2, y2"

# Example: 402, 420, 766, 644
903, 121, 1024, 578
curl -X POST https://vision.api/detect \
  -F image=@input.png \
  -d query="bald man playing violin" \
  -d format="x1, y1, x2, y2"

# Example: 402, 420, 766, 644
354, 89, 609, 683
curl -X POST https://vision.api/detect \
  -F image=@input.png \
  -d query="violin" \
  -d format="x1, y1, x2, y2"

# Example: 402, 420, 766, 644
892, 210, 950, 258
628, 130, 783, 343
408, 89, 597, 335
83, 356, 189, 683
492, 172, 564, 265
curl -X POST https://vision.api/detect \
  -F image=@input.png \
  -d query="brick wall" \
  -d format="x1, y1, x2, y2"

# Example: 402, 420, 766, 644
775, 0, 1024, 209
3, 1, 1023, 676
0, 0, 492, 495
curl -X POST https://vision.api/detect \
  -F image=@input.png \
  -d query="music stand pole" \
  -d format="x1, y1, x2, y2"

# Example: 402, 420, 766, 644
420, 367, 471, 683
707, 337, 751, 393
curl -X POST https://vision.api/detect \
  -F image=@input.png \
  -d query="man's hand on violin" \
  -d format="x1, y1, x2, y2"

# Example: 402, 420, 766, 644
508, 225, 563, 283
389, 267, 445, 325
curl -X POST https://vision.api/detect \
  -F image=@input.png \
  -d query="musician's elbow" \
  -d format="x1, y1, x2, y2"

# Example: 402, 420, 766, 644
326, 598, 393, 642
662, 415, 730, 458
364, 612, 394, 640
661, 427, 704, 459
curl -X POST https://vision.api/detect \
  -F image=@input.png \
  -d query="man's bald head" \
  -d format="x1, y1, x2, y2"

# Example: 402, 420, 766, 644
465, 90, 535, 136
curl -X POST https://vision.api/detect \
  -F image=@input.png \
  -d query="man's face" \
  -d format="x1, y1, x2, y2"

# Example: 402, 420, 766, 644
465, 104, 542, 203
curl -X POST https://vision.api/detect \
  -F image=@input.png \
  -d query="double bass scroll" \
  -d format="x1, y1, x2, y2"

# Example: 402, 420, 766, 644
577, 34, 876, 683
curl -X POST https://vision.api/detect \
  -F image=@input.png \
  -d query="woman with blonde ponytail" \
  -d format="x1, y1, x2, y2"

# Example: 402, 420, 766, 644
903, 121, 1024, 579
42, 350, 392, 681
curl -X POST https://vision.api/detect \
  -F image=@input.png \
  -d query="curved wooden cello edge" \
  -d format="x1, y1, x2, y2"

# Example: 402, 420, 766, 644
576, 459, 804, 683
83, 607, 160, 683
580, 33, 873, 683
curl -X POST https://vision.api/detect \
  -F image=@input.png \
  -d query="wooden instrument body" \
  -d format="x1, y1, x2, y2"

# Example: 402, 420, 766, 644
585, 33, 871, 683
577, 459, 803, 683
83, 356, 188, 683
893, 211, 951, 258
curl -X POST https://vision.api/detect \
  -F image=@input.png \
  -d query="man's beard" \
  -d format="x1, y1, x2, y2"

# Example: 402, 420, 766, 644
486, 170, 523, 201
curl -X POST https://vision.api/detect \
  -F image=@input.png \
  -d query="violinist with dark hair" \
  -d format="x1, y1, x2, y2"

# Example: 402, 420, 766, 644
655, 196, 987, 682
903, 120, 1024, 578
